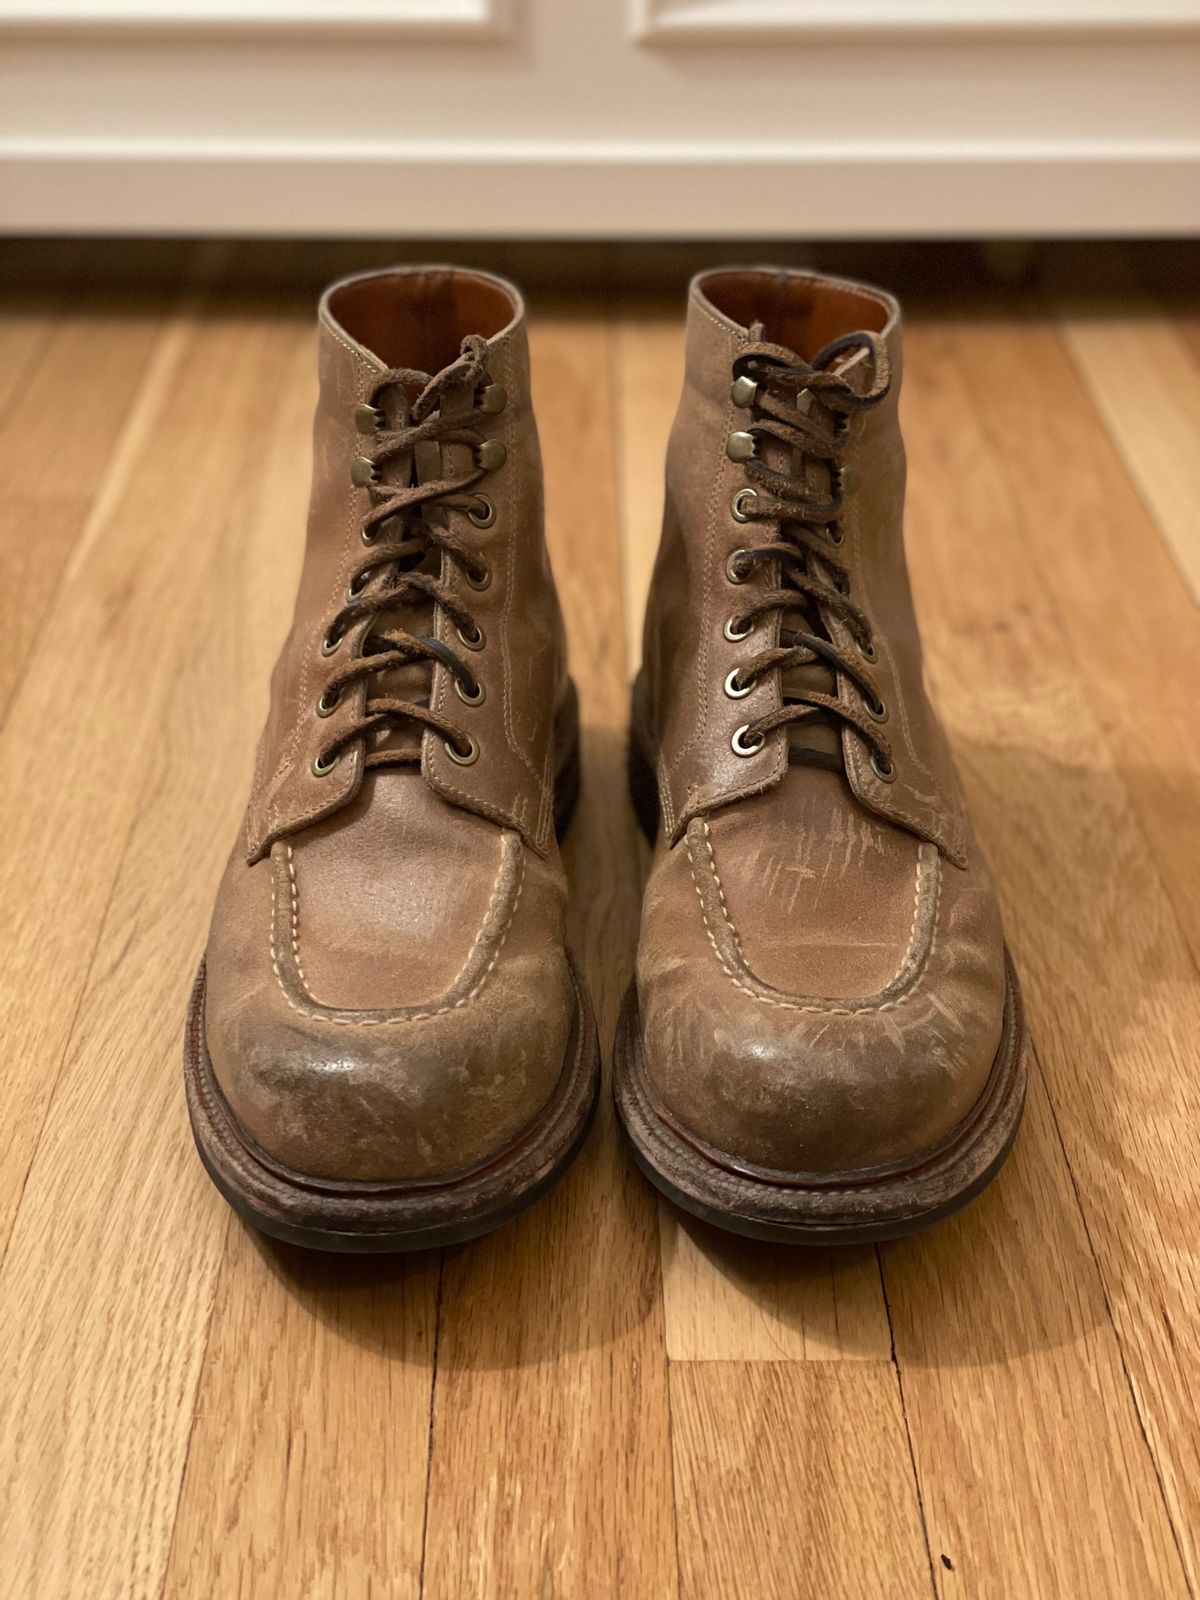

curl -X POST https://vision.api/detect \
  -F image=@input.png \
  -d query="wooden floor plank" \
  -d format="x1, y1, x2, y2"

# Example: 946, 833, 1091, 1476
660, 1223, 891, 1362
0, 300, 195, 1256
163, 1243, 439, 1600
0, 304, 54, 424
0, 285, 173, 721
0, 301, 315, 1599
0, 294, 311, 1259
1059, 308, 1200, 604
671, 1361, 932, 1600
885, 319, 1194, 1596
886, 1072, 1183, 1599
420, 308, 679, 1600
1173, 311, 1200, 373
948, 312, 1200, 972
942, 311, 1200, 1583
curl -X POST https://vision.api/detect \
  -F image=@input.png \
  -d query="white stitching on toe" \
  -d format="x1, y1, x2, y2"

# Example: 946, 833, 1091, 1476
685, 818, 941, 1015
269, 834, 525, 1026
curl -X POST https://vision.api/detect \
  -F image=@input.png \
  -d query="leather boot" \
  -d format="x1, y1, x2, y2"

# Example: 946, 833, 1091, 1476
615, 267, 1028, 1242
185, 266, 599, 1251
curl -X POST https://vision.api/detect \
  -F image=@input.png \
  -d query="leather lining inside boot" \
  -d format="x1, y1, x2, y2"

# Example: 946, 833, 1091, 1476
701, 269, 890, 357
328, 269, 515, 369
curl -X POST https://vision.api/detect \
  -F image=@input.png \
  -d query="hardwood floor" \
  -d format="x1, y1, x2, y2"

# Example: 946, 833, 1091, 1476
0, 240, 1197, 1599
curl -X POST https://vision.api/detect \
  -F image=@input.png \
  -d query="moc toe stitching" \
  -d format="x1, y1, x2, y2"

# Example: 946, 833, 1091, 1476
206, 834, 572, 1184
642, 825, 1005, 1177
688, 815, 941, 1014
270, 833, 524, 1024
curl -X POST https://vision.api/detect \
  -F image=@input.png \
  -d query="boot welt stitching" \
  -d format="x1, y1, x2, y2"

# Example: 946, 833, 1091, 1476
268, 835, 525, 1024
686, 818, 942, 1015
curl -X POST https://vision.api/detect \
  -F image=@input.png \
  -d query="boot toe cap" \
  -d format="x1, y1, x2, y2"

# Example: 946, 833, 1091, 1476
207, 956, 574, 1184
202, 836, 575, 1184
638, 848, 1008, 1178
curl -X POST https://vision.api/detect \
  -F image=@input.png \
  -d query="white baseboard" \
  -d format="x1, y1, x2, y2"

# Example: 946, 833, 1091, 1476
0, 0, 511, 36
2, 139, 1197, 238
634, 0, 1200, 39
3, 0, 1196, 239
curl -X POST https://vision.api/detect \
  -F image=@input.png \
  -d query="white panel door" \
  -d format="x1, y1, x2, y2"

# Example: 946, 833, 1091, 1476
0, 0, 1197, 235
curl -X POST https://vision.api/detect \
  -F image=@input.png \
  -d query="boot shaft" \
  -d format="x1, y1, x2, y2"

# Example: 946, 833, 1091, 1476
245, 266, 568, 862
640, 266, 966, 861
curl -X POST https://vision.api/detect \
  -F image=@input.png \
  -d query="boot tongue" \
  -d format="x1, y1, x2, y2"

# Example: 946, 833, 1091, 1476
362, 350, 479, 763
750, 324, 866, 767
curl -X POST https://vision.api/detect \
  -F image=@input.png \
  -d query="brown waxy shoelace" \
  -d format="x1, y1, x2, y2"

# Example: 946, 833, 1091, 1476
723, 327, 896, 780
313, 335, 499, 774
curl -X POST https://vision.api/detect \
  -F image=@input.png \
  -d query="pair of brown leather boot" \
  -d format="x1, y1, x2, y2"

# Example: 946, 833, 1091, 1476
185, 264, 1028, 1252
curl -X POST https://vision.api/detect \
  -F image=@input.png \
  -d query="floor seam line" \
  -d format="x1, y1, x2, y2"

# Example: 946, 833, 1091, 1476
1036, 1039, 1195, 1599
417, 1250, 446, 1599
878, 1246, 938, 1600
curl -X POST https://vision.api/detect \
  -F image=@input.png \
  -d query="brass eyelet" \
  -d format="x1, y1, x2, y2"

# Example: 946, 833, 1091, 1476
347, 571, 369, 601
726, 549, 752, 585
731, 723, 765, 758
865, 694, 889, 724
445, 734, 479, 766
320, 628, 343, 657
465, 559, 491, 591
469, 495, 496, 528
360, 524, 379, 546
724, 667, 755, 700
474, 439, 507, 471
354, 403, 383, 435
726, 431, 757, 464
312, 749, 340, 776
731, 487, 758, 524
730, 375, 758, 408
457, 622, 485, 652
857, 636, 878, 663
316, 688, 341, 718
724, 614, 753, 642
870, 751, 896, 783
838, 463, 861, 496
350, 455, 377, 488
478, 383, 507, 415
826, 523, 845, 547
455, 676, 486, 706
